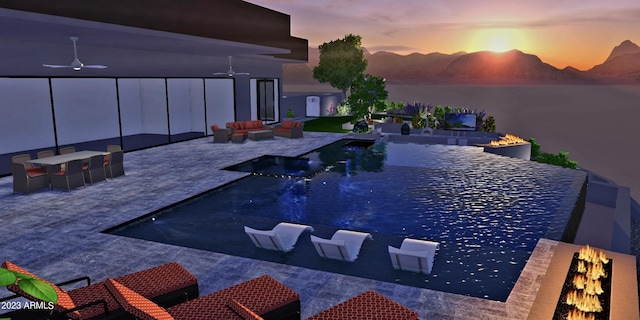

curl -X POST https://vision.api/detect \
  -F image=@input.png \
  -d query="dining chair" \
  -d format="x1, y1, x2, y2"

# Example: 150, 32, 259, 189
107, 145, 122, 153
10, 163, 49, 194
51, 159, 85, 191
83, 155, 107, 184
37, 150, 55, 158
59, 146, 76, 155
105, 150, 125, 178
11, 154, 45, 174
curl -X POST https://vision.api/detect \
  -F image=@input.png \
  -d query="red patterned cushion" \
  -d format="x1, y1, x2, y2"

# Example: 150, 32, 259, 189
282, 121, 292, 129
105, 278, 175, 320
212, 124, 220, 131
293, 122, 301, 127
167, 275, 298, 320
274, 127, 288, 133
2, 261, 79, 318
114, 262, 198, 299
227, 298, 264, 320
307, 290, 418, 320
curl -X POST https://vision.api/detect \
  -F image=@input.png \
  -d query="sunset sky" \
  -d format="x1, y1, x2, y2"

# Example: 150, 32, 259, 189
245, 0, 640, 70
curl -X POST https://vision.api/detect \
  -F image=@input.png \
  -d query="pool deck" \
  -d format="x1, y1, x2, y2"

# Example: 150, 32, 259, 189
0, 132, 637, 319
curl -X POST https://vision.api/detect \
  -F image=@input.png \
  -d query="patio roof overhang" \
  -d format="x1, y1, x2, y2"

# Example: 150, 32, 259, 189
0, 0, 308, 77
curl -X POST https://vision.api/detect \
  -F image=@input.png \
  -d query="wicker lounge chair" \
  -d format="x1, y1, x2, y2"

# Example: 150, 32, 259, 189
310, 230, 373, 262
0, 261, 199, 320
388, 238, 440, 274
50, 159, 85, 191
10, 162, 49, 194
307, 290, 418, 320
105, 275, 300, 320
244, 222, 314, 252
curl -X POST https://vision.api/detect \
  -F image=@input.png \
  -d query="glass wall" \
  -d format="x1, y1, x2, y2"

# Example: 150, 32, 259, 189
168, 79, 206, 142
118, 79, 170, 150
51, 78, 120, 152
0, 77, 239, 177
205, 79, 235, 129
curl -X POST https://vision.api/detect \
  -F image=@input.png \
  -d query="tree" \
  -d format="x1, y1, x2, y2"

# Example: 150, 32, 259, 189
313, 34, 368, 97
348, 74, 388, 119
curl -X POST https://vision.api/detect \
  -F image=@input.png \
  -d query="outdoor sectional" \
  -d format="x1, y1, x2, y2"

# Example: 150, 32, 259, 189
226, 120, 272, 135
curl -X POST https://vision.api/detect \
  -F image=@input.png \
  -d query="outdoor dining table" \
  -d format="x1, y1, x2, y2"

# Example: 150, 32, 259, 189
26, 151, 109, 172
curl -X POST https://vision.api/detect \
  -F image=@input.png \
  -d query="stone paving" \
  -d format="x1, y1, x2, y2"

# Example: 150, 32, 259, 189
0, 132, 564, 319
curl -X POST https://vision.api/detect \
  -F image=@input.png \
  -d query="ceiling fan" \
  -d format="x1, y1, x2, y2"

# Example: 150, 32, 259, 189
43, 36, 107, 71
213, 56, 249, 76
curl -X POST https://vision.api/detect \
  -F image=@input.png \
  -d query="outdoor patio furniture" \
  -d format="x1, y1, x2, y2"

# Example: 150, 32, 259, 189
107, 145, 122, 153
226, 120, 271, 136
244, 222, 314, 252
1, 261, 199, 320
12, 153, 46, 174
10, 162, 49, 194
105, 274, 300, 320
83, 155, 107, 184
307, 290, 418, 320
37, 150, 56, 159
274, 121, 304, 139
388, 238, 440, 274
310, 229, 373, 262
231, 132, 247, 143
105, 150, 125, 178
59, 146, 76, 155
247, 129, 274, 141
50, 159, 85, 191
211, 124, 233, 143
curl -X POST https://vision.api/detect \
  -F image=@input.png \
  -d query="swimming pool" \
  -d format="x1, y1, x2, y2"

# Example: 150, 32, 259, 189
107, 139, 587, 301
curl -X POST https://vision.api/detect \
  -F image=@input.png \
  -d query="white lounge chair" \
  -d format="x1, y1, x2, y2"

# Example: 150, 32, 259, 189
310, 230, 373, 262
244, 222, 314, 252
388, 238, 440, 274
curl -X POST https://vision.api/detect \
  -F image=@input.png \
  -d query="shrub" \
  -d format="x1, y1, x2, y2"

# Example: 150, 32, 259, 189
286, 109, 295, 118
483, 116, 496, 132
411, 113, 426, 129
352, 120, 370, 133
336, 100, 352, 116
527, 137, 578, 169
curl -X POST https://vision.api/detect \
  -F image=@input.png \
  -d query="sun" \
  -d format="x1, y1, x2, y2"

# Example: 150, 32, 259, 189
469, 28, 529, 53
486, 35, 511, 52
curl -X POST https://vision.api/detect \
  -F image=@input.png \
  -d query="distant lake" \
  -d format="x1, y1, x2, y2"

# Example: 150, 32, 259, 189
284, 83, 640, 202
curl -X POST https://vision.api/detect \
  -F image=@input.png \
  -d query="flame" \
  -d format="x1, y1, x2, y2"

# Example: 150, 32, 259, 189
577, 260, 587, 273
489, 134, 526, 146
585, 261, 606, 281
567, 309, 595, 320
566, 290, 603, 313
578, 245, 609, 264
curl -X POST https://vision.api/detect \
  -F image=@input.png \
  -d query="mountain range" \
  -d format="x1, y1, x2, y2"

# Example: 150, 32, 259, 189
283, 40, 640, 84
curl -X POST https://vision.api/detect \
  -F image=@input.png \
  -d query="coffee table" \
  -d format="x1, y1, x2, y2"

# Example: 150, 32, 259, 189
231, 133, 247, 143
247, 130, 274, 141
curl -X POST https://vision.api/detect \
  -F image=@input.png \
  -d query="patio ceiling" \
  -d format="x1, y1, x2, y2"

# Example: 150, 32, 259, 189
0, 8, 300, 78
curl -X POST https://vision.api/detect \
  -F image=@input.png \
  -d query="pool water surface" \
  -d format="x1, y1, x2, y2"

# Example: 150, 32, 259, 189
108, 139, 587, 301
